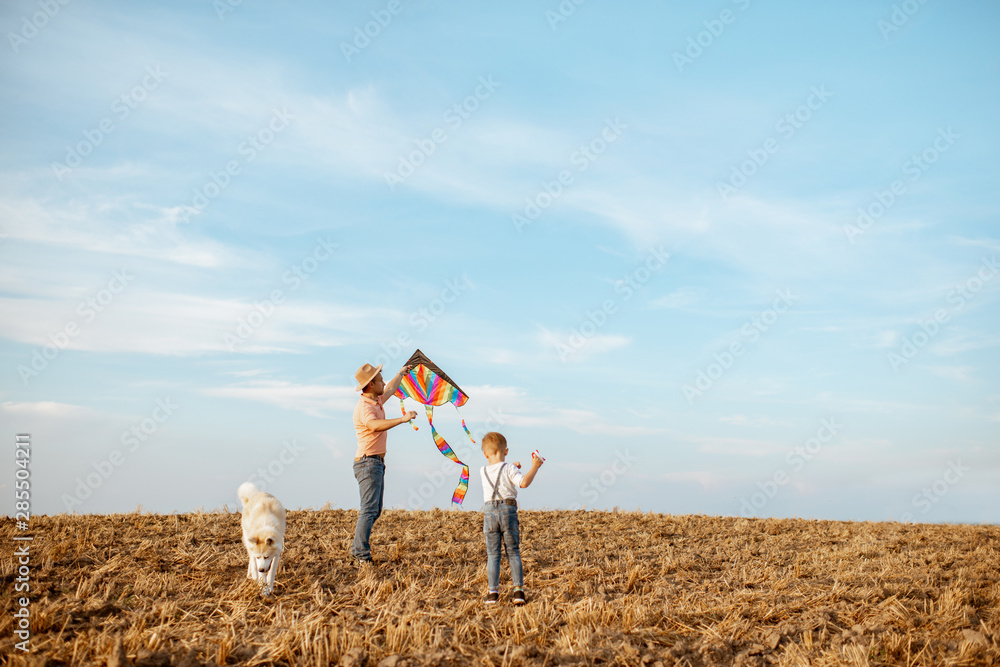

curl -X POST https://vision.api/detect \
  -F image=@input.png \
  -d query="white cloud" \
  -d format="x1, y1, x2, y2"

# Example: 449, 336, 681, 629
927, 365, 975, 382
317, 433, 350, 459
690, 435, 788, 457
536, 327, 631, 362
0, 401, 103, 419
660, 470, 730, 490
202, 380, 358, 418
410, 383, 665, 438
0, 289, 398, 356
850, 329, 898, 349
719, 414, 793, 428
471, 347, 523, 366
226, 369, 274, 378
551, 408, 666, 437
790, 392, 933, 415
649, 287, 701, 309
198, 379, 661, 439
949, 236, 1000, 252
929, 329, 1000, 357
0, 191, 249, 271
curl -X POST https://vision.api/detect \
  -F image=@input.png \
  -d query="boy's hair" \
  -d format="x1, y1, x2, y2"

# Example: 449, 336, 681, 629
481, 432, 507, 456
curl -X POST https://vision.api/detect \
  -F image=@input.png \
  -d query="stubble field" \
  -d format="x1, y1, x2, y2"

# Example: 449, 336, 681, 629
1, 510, 998, 666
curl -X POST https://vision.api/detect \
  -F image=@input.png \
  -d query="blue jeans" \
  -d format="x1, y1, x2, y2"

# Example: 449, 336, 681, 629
483, 503, 523, 590
351, 457, 385, 561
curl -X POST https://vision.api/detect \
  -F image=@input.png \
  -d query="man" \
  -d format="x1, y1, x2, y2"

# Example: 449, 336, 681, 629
350, 361, 417, 565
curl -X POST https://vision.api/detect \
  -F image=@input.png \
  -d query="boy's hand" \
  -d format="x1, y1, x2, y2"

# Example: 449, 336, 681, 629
518, 454, 543, 490
512, 461, 522, 469
403, 410, 417, 421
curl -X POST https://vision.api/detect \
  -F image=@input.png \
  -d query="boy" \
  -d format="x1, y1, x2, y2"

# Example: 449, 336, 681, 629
479, 431, 543, 605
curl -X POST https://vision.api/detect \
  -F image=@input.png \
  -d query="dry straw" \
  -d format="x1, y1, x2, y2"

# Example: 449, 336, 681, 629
1, 510, 997, 666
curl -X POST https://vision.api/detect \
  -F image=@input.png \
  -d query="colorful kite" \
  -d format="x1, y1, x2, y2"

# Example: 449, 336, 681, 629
394, 349, 475, 505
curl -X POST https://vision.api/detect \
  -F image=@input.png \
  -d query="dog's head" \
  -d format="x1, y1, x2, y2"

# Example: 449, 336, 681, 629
248, 531, 282, 573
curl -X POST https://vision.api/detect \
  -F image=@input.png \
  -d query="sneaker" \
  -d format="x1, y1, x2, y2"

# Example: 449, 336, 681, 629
484, 592, 499, 605
512, 589, 526, 605
353, 557, 376, 568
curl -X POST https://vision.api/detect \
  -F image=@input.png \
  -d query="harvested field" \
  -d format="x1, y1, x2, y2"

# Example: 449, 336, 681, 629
1, 510, 998, 666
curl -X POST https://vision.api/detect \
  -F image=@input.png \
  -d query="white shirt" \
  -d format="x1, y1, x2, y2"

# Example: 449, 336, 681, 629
480, 463, 524, 503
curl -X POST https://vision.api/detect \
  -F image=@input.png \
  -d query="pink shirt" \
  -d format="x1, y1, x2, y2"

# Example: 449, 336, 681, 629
353, 394, 387, 457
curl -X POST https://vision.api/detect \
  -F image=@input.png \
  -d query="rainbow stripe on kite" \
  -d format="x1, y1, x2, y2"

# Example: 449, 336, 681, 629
396, 361, 468, 407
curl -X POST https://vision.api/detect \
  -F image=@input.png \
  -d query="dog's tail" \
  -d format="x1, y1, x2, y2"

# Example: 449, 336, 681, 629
237, 481, 260, 508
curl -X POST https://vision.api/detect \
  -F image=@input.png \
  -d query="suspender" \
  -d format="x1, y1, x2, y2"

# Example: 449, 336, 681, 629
486, 463, 507, 501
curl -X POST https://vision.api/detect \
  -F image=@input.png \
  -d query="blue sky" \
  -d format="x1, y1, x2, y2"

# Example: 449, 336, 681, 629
1, 0, 998, 522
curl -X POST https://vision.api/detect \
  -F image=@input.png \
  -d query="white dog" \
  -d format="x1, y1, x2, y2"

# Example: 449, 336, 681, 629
238, 482, 286, 596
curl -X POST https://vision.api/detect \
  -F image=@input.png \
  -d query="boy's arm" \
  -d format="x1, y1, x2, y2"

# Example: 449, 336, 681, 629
519, 458, 543, 488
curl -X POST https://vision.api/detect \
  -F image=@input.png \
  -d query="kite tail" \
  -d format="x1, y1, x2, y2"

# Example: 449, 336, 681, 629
453, 464, 470, 505
425, 405, 468, 505
401, 399, 418, 430
456, 407, 476, 443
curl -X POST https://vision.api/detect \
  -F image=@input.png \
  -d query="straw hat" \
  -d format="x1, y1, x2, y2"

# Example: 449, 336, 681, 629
354, 363, 383, 392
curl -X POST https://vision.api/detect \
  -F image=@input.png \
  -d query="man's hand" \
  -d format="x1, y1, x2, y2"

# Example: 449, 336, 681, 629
367, 410, 419, 432
382, 366, 412, 402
